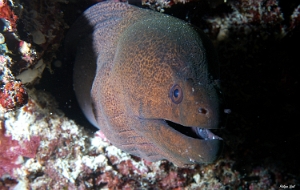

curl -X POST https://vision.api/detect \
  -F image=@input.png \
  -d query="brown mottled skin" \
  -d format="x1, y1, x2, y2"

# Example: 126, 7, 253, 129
66, 2, 221, 166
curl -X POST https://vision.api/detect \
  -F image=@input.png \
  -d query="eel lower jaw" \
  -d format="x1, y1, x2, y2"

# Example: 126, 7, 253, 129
165, 120, 222, 140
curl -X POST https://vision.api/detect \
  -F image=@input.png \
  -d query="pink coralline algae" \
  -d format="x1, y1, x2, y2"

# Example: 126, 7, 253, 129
0, 81, 28, 110
0, 120, 40, 178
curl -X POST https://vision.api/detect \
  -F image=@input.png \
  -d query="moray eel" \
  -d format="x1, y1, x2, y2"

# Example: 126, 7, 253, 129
66, 2, 222, 166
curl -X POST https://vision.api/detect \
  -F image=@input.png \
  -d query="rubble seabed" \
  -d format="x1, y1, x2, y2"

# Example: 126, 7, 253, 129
1, 0, 299, 189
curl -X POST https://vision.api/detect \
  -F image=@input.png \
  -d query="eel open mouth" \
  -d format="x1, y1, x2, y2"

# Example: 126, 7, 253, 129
165, 120, 222, 140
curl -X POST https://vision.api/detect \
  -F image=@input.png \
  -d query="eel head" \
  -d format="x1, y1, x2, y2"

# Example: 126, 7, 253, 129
112, 16, 223, 166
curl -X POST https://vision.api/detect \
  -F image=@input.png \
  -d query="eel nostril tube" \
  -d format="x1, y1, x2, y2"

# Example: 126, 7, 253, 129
198, 107, 208, 115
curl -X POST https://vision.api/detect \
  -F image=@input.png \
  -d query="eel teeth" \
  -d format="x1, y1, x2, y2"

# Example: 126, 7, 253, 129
193, 128, 222, 140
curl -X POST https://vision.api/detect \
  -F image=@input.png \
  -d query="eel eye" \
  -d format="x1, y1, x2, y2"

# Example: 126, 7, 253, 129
169, 84, 183, 104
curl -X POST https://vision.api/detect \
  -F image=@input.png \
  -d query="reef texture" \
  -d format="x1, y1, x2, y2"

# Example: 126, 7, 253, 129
0, 88, 296, 189
142, 0, 225, 12
0, 0, 299, 189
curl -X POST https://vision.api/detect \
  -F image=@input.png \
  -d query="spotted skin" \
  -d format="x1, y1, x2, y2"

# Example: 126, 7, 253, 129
66, 2, 221, 166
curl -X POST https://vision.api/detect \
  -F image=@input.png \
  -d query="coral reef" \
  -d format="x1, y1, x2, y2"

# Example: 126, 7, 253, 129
141, 0, 225, 12
205, 0, 285, 42
0, 0, 18, 31
0, 0, 66, 113
0, 0, 299, 189
0, 80, 27, 109
0, 119, 40, 178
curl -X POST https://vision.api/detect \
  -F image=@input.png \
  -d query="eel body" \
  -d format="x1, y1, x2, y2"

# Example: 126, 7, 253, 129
66, 2, 222, 166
